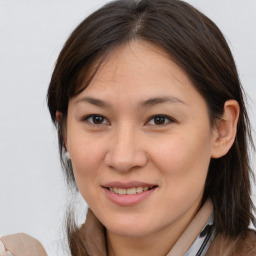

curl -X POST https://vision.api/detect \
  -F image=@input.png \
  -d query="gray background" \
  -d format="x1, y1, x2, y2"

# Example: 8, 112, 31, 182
0, 0, 255, 255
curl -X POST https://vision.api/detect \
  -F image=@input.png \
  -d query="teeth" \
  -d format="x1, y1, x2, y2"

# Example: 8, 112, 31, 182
118, 188, 126, 195
136, 187, 143, 193
109, 186, 153, 195
127, 187, 136, 195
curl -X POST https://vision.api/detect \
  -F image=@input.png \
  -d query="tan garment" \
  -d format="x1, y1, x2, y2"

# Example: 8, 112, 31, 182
0, 233, 47, 256
207, 231, 256, 256
77, 199, 256, 256
1, 200, 256, 255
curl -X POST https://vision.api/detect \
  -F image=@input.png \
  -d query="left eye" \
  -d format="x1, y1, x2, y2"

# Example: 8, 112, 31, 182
85, 115, 109, 125
147, 115, 173, 125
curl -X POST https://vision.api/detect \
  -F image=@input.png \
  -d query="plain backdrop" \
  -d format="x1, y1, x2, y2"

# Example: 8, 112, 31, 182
0, 0, 256, 255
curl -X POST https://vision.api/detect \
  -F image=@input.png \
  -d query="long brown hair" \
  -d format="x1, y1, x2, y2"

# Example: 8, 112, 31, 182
47, 0, 255, 254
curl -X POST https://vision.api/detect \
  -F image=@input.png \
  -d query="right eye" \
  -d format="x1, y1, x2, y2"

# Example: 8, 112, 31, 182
84, 114, 109, 125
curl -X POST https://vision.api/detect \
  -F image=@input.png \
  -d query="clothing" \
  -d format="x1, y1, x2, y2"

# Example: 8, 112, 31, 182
166, 199, 215, 255
183, 212, 215, 255
1, 200, 256, 255
0, 240, 13, 256
0, 233, 47, 256
77, 199, 256, 256
207, 231, 256, 255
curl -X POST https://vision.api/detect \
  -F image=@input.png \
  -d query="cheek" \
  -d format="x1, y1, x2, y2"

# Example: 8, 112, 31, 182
70, 145, 102, 208
150, 132, 212, 192
67, 128, 107, 169
151, 136, 211, 215
67, 135, 106, 194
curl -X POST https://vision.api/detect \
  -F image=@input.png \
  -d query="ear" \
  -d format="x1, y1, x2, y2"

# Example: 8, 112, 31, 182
56, 111, 62, 123
211, 100, 240, 158
56, 111, 68, 150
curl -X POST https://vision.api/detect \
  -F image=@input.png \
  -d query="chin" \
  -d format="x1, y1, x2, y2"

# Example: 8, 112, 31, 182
104, 216, 156, 238
108, 226, 152, 238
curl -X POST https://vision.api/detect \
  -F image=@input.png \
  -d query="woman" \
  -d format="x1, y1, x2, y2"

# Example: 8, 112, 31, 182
1, 0, 255, 255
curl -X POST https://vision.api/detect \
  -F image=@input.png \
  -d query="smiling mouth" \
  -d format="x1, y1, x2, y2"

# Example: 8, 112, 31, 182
106, 186, 157, 195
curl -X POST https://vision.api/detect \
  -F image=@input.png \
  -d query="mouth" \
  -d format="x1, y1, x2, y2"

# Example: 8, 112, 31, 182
102, 181, 159, 206
105, 185, 158, 195
102, 182, 158, 206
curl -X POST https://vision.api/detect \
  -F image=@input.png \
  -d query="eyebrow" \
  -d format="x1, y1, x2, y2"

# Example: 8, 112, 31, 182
75, 96, 186, 108
75, 97, 111, 108
140, 96, 186, 108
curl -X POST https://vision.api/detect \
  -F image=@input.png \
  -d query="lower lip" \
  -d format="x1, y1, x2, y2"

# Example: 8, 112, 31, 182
103, 187, 157, 206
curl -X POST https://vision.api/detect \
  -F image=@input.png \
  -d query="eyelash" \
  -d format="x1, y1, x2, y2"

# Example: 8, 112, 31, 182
147, 114, 175, 126
83, 114, 109, 125
82, 114, 175, 126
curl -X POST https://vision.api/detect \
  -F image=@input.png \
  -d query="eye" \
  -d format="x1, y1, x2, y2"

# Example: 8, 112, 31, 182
84, 114, 109, 125
147, 115, 174, 126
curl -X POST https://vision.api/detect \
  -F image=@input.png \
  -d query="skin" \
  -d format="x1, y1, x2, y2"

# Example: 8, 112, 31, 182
63, 40, 239, 256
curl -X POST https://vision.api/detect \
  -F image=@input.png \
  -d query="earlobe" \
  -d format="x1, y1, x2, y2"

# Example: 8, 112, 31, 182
211, 100, 240, 158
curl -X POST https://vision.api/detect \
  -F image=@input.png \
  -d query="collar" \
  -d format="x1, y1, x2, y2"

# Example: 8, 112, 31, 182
167, 199, 215, 256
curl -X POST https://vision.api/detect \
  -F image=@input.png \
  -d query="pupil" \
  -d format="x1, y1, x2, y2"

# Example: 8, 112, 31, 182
154, 116, 165, 125
93, 116, 103, 124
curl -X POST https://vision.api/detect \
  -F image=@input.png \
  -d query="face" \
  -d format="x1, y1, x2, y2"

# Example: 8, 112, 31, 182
65, 41, 217, 239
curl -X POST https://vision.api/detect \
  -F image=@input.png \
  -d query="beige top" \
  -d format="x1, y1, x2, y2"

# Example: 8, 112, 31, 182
0, 233, 47, 256
1, 199, 256, 255
167, 200, 213, 255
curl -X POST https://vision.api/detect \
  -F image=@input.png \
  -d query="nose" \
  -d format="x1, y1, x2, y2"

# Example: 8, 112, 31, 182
104, 125, 148, 172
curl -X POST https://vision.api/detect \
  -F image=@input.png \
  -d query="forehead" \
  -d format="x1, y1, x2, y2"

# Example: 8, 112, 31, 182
80, 41, 193, 95
70, 40, 208, 113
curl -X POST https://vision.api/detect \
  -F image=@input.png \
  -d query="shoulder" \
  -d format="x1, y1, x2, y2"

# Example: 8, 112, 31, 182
207, 229, 256, 256
237, 230, 256, 254
0, 233, 47, 256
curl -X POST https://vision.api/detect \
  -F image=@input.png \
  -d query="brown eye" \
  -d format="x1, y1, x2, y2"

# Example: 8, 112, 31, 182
92, 116, 104, 124
148, 115, 173, 126
86, 115, 109, 125
154, 116, 166, 125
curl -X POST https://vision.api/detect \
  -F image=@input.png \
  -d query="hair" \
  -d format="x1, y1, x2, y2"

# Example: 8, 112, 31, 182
47, 0, 255, 254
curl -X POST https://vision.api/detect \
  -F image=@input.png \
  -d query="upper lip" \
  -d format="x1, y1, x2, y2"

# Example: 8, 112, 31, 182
102, 181, 158, 189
